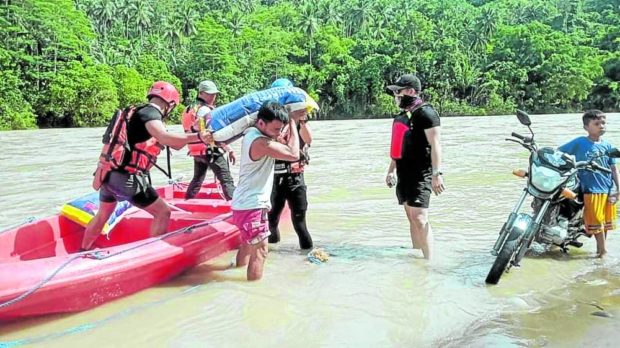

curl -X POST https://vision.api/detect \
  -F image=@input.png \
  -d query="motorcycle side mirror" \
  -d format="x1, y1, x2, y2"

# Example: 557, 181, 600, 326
516, 110, 532, 126
608, 148, 620, 158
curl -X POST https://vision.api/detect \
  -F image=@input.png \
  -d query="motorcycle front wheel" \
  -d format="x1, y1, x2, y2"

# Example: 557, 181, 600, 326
486, 228, 522, 285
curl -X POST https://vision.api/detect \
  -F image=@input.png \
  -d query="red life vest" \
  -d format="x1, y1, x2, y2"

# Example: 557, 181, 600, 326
390, 103, 427, 160
92, 106, 163, 190
181, 103, 212, 156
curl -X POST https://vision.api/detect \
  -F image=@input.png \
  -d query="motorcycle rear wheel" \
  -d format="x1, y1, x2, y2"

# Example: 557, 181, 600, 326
486, 229, 522, 285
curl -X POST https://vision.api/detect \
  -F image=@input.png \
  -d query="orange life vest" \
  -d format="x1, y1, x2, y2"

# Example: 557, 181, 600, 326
182, 102, 223, 157
181, 103, 212, 156
92, 106, 163, 190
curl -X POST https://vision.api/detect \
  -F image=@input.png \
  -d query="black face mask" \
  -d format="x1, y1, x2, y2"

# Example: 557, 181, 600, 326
399, 95, 416, 109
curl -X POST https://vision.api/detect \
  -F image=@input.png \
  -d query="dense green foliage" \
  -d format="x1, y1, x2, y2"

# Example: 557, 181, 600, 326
1, 0, 619, 129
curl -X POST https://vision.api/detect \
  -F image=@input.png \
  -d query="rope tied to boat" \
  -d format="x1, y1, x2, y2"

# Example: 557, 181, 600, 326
168, 174, 186, 190
0, 253, 84, 310
0, 213, 232, 310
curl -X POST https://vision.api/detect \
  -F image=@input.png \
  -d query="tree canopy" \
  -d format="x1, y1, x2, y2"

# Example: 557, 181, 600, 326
1, 0, 619, 130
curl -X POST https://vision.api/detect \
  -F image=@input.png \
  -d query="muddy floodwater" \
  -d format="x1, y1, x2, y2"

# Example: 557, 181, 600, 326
1, 114, 620, 347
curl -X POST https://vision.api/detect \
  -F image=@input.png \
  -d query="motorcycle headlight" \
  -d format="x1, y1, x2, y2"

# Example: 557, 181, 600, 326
530, 163, 565, 192
512, 213, 532, 234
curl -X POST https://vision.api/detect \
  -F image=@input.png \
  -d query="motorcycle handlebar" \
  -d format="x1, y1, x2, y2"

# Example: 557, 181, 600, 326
592, 162, 612, 174
575, 161, 613, 174
511, 132, 533, 143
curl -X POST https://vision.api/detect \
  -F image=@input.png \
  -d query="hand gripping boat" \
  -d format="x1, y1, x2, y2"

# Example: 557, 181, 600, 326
0, 182, 240, 321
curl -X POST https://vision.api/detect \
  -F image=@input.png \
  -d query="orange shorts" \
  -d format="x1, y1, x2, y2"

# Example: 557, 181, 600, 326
583, 193, 617, 235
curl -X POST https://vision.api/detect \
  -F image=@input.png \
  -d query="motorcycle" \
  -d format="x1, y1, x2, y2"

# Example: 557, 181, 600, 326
485, 110, 620, 285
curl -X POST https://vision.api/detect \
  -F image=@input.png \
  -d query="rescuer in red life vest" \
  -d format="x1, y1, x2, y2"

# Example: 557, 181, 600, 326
82, 81, 213, 250
181, 80, 236, 200
385, 74, 444, 260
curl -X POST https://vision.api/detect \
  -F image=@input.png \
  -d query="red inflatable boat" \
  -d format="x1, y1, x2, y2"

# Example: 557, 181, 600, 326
0, 182, 240, 321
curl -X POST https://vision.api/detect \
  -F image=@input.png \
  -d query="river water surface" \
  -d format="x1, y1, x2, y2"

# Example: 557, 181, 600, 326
1, 114, 620, 347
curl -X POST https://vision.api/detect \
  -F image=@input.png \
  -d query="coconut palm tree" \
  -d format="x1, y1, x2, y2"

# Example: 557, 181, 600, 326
299, 4, 319, 65
179, 3, 199, 37
162, 19, 183, 48
236, 0, 258, 13
225, 9, 245, 37
478, 7, 497, 39
366, 15, 387, 41
89, 0, 116, 38
132, 0, 153, 45
114, 0, 134, 39
319, 0, 342, 28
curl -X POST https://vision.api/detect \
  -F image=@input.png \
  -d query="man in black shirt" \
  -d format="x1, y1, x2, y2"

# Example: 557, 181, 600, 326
82, 81, 213, 250
385, 74, 444, 260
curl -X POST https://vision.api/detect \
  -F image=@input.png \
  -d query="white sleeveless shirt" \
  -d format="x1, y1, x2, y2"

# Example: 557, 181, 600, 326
231, 127, 275, 210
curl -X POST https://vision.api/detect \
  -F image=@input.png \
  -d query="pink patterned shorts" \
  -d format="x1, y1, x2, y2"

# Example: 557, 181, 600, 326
232, 208, 271, 245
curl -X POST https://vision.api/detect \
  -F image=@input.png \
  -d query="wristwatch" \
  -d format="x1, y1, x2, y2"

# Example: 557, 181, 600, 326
432, 168, 443, 177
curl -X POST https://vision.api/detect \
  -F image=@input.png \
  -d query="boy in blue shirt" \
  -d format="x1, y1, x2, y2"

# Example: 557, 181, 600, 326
558, 110, 619, 258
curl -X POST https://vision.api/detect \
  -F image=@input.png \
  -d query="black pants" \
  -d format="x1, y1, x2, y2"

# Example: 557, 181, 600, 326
185, 154, 235, 200
268, 173, 312, 249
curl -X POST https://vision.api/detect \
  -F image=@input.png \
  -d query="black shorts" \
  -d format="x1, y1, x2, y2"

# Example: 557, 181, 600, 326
99, 171, 159, 208
395, 171, 432, 208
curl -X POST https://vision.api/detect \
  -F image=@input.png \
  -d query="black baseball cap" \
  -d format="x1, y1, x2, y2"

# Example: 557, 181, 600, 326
385, 74, 422, 94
